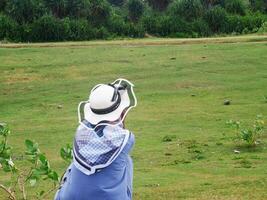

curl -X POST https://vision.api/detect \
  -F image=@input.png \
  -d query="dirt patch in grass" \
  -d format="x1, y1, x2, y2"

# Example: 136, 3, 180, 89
4, 68, 42, 84
1, 35, 267, 49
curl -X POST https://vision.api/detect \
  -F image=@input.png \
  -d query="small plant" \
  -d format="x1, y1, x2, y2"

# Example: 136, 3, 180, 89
60, 144, 73, 163
0, 123, 72, 200
162, 135, 176, 142
226, 115, 265, 147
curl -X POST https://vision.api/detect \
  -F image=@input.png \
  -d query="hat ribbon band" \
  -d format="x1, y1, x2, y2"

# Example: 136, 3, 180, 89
90, 93, 121, 115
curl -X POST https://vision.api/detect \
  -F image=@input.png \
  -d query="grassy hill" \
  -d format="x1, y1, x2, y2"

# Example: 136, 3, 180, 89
0, 35, 267, 199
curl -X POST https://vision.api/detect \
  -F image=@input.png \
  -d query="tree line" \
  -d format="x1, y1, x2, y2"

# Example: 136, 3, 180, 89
0, 0, 266, 42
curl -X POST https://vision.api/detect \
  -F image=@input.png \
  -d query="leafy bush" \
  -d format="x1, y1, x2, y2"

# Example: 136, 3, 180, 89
108, 0, 125, 7
30, 14, 68, 42
0, 14, 18, 41
192, 19, 211, 36
226, 115, 265, 147
223, 14, 264, 34
249, 0, 267, 13
124, 22, 145, 37
142, 14, 193, 37
0, 0, 6, 11
65, 18, 95, 41
87, 0, 111, 27
204, 6, 228, 33
0, 124, 60, 200
127, 0, 145, 22
108, 13, 127, 36
258, 21, 267, 33
141, 13, 161, 35
94, 26, 110, 39
5, 0, 47, 24
168, 0, 204, 21
147, 0, 172, 11
225, 0, 246, 15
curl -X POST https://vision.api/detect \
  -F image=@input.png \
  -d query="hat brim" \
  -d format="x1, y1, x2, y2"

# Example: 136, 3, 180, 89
78, 78, 137, 129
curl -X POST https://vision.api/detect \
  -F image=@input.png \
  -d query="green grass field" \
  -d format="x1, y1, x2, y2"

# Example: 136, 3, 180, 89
1, 35, 267, 200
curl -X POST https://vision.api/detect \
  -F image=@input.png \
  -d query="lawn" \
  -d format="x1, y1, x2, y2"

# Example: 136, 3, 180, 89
0, 35, 267, 200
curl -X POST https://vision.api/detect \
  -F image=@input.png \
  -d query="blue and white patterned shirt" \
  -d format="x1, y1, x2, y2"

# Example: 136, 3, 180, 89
73, 121, 130, 175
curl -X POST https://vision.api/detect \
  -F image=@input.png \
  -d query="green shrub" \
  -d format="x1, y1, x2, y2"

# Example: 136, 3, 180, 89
204, 6, 228, 33
5, 0, 47, 24
65, 18, 95, 41
30, 15, 68, 42
224, 15, 244, 33
0, 14, 18, 41
225, 0, 246, 15
108, 0, 125, 7
168, 0, 204, 21
192, 19, 211, 36
141, 13, 161, 35
257, 21, 267, 33
127, 0, 145, 22
94, 26, 110, 39
108, 14, 127, 36
241, 14, 264, 32
226, 115, 265, 147
0, 0, 6, 11
147, 0, 172, 11
223, 14, 264, 34
87, 0, 111, 27
124, 22, 145, 37
249, 0, 267, 13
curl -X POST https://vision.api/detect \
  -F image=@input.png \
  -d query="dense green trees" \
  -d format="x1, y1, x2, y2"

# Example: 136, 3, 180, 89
0, 0, 266, 42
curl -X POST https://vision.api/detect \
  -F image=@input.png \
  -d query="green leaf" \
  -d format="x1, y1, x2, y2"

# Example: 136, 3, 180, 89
25, 139, 34, 151
38, 153, 47, 165
48, 170, 59, 181
60, 144, 73, 162
0, 123, 10, 137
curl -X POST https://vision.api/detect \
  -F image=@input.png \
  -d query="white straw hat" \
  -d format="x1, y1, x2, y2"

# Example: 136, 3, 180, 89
78, 78, 137, 129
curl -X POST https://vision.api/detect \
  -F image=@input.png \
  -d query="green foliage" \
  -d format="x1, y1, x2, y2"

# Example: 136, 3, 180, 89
204, 6, 228, 32
0, 14, 18, 41
60, 144, 73, 163
0, 123, 15, 173
127, 0, 145, 22
0, 124, 70, 199
108, 13, 127, 35
225, 0, 246, 15
226, 115, 265, 147
30, 14, 68, 42
87, 0, 111, 27
66, 0, 87, 18
0, 0, 266, 44
5, 0, 47, 24
108, 0, 125, 7
44, 0, 67, 18
162, 135, 177, 142
168, 0, 204, 21
142, 14, 193, 37
257, 21, 267, 33
249, 0, 267, 13
192, 19, 211, 36
146, 0, 171, 11
65, 18, 95, 41
0, 0, 7, 11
